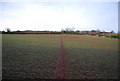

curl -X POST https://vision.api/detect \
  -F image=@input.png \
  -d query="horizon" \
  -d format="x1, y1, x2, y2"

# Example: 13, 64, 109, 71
1, 28, 118, 33
0, 1, 118, 33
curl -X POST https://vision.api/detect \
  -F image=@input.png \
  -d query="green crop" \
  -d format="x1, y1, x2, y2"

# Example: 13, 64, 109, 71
2, 34, 118, 79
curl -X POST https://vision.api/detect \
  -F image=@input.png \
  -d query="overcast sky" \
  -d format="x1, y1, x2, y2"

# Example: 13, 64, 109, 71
0, 1, 118, 32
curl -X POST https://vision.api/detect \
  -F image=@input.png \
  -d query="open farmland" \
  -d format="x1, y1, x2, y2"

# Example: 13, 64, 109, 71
2, 34, 118, 79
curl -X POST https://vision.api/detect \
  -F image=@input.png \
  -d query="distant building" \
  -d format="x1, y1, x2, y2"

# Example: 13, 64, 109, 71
89, 32, 104, 37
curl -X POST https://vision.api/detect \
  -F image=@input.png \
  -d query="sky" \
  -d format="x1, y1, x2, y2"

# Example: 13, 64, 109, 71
0, 1, 118, 32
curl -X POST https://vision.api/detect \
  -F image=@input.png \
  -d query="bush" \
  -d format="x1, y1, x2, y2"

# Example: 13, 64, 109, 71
111, 35, 119, 38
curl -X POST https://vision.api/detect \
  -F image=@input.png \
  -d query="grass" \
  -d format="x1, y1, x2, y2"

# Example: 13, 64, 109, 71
2, 34, 118, 79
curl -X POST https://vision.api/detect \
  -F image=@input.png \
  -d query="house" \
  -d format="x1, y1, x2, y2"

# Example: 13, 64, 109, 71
90, 32, 99, 36
89, 32, 103, 37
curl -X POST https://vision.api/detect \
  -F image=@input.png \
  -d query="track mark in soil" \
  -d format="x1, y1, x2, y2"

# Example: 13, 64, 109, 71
56, 36, 66, 79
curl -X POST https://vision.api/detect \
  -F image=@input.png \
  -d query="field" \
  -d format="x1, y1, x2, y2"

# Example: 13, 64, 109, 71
2, 34, 118, 79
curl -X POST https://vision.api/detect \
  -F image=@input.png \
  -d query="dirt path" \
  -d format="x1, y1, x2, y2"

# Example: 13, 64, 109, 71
56, 36, 66, 79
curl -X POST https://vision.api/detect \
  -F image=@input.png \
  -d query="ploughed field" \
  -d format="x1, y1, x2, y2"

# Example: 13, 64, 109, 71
2, 34, 118, 79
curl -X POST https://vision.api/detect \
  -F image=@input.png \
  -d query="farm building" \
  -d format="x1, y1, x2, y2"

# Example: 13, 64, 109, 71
89, 32, 103, 37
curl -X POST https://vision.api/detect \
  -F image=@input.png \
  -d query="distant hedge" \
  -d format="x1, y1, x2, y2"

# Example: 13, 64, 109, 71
104, 33, 120, 39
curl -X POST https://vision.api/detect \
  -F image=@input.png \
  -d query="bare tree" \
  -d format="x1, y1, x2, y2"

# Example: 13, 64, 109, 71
96, 29, 101, 33
5, 28, 11, 32
110, 30, 115, 33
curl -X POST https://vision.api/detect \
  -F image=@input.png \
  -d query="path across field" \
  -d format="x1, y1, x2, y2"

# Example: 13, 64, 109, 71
56, 36, 66, 79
